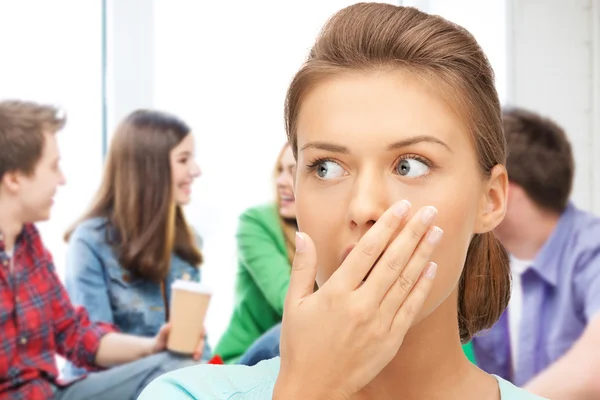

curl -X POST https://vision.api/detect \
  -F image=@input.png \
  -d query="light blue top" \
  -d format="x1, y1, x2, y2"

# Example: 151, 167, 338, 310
137, 357, 547, 399
63, 217, 211, 378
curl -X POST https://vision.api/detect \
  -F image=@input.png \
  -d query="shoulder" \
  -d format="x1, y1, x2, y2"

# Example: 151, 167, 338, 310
139, 358, 280, 400
238, 204, 280, 233
565, 206, 600, 246
495, 376, 548, 399
22, 223, 44, 253
567, 207, 600, 266
240, 203, 279, 223
23, 224, 52, 266
69, 217, 110, 245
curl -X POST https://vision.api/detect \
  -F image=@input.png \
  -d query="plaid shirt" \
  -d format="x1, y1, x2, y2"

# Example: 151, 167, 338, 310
0, 224, 117, 400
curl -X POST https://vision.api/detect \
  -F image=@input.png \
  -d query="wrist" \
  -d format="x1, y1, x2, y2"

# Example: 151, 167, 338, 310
140, 336, 156, 357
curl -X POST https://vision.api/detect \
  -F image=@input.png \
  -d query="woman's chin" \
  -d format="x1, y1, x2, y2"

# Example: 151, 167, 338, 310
175, 195, 191, 206
279, 207, 296, 220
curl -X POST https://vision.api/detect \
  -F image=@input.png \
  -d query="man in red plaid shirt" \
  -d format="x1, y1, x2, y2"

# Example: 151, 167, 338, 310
0, 100, 203, 400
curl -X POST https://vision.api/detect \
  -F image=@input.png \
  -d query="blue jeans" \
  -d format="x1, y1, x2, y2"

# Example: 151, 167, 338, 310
53, 352, 196, 400
238, 323, 281, 366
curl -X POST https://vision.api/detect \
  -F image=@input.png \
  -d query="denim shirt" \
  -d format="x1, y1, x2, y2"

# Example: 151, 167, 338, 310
63, 217, 211, 378
473, 203, 600, 386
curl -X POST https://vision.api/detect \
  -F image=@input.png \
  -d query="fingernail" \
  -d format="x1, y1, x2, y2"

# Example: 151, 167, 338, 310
425, 262, 438, 279
426, 227, 443, 244
421, 206, 438, 224
393, 200, 411, 217
295, 232, 306, 253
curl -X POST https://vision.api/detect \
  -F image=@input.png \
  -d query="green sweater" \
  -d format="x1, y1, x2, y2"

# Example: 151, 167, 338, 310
213, 204, 478, 365
214, 204, 290, 363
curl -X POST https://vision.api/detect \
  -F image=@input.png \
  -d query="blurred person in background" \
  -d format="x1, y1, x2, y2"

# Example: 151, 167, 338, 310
0, 100, 204, 400
63, 110, 211, 379
213, 143, 297, 364
473, 107, 600, 399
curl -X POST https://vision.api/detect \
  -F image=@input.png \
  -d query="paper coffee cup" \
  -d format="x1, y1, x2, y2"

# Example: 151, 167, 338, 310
167, 279, 212, 354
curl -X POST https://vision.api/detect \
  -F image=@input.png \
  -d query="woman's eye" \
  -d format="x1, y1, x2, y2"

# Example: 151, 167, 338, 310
395, 158, 430, 178
316, 160, 345, 180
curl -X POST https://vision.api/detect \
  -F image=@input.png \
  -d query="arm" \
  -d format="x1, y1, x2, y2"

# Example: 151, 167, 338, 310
48, 249, 157, 368
64, 235, 114, 324
524, 250, 600, 399
523, 317, 600, 399
94, 332, 154, 367
237, 207, 291, 316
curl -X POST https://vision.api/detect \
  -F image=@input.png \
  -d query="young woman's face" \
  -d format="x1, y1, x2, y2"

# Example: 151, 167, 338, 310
294, 70, 504, 321
170, 134, 201, 206
276, 145, 297, 219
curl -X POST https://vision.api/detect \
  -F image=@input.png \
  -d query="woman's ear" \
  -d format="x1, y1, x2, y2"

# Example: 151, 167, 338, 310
474, 164, 508, 234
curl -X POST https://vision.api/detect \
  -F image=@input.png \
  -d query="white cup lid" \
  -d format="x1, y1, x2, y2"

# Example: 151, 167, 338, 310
171, 279, 212, 294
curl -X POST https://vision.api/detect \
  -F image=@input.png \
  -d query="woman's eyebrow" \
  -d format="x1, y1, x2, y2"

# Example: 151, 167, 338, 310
387, 135, 452, 153
300, 135, 452, 154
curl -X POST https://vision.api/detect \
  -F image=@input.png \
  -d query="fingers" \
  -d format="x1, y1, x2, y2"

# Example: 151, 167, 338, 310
360, 206, 438, 300
152, 323, 171, 353
286, 232, 318, 303
379, 225, 442, 318
390, 261, 437, 335
158, 323, 172, 340
328, 200, 411, 290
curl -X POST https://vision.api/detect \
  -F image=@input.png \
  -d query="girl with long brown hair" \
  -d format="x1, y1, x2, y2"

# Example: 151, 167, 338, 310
63, 110, 210, 378
141, 3, 543, 399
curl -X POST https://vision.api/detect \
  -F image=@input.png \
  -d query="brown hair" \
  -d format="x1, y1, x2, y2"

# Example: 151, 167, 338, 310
284, 3, 510, 342
503, 107, 573, 213
274, 143, 297, 264
65, 110, 203, 282
0, 100, 66, 181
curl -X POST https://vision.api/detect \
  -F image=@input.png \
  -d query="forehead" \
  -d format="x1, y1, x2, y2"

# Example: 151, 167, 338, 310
41, 131, 59, 158
280, 146, 295, 164
173, 134, 194, 151
296, 70, 471, 153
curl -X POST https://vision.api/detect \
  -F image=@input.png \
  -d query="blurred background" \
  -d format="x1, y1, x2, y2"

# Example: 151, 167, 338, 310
0, 0, 598, 348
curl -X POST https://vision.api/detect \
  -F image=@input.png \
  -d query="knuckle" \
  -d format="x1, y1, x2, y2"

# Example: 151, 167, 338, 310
413, 244, 434, 265
384, 213, 399, 229
352, 301, 373, 323
360, 241, 377, 257
396, 274, 414, 293
402, 302, 418, 320
291, 257, 309, 272
384, 253, 404, 272
406, 223, 422, 240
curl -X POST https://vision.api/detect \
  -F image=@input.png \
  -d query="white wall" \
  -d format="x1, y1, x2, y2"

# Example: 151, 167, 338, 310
106, 0, 155, 134
0, 1, 104, 279
507, 0, 600, 213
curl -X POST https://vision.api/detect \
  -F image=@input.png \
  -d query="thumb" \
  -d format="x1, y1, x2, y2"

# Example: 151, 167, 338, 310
159, 323, 171, 340
287, 232, 318, 302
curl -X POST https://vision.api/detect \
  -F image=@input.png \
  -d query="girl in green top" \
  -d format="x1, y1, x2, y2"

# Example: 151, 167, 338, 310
213, 144, 297, 363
